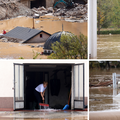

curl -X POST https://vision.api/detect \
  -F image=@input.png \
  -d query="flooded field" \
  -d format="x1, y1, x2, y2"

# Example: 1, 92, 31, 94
0, 42, 47, 59
89, 68, 120, 111
97, 35, 120, 59
0, 16, 87, 59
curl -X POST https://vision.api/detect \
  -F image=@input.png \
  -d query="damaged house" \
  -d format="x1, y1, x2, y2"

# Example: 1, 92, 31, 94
20, 0, 54, 8
4, 26, 51, 43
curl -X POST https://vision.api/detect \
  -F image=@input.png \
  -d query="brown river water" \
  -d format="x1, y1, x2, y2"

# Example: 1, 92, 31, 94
0, 16, 87, 59
97, 35, 120, 59
90, 68, 120, 111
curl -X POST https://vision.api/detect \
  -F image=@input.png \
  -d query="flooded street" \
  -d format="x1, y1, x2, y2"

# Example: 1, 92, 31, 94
89, 68, 120, 111
97, 35, 120, 59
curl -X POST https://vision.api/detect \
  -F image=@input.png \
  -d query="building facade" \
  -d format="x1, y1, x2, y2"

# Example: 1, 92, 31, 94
0, 60, 88, 110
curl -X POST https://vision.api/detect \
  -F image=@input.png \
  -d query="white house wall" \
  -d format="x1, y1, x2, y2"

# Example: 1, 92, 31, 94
0, 61, 14, 108
26, 32, 50, 43
0, 60, 88, 109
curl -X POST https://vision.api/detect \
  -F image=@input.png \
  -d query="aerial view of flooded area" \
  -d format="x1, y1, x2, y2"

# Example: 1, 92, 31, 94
0, 0, 87, 59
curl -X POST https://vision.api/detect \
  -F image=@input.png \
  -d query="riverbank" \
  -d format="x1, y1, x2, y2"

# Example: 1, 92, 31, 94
97, 30, 120, 35
89, 111, 120, 120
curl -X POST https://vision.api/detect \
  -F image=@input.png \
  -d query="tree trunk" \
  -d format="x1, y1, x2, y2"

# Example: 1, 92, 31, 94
97, 0, 101, 35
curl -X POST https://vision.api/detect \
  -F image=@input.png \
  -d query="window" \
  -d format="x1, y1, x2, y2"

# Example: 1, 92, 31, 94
40, 34, 43, 38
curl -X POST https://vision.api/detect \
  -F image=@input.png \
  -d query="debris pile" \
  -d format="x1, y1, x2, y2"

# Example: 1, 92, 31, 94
0, 1, 33, 20
0, 0, 87, 22
32, 3, 88, 22
0, 35, 23, 43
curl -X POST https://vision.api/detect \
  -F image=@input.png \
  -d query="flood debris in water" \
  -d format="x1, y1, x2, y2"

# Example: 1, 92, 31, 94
0, 35, 22, 43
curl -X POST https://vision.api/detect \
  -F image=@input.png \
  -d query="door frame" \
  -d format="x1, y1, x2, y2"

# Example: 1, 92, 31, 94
71, 63, 85, 110
13, 63, 85, 110
13, 63, 24, 110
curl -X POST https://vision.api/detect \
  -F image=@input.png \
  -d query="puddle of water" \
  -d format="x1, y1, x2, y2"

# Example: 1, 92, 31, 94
97, 35, 120, 59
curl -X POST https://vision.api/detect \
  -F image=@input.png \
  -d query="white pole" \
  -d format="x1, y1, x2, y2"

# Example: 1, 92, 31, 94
113, 73, 117, 97
88, 0, 97, 59
113, 73, 117, 89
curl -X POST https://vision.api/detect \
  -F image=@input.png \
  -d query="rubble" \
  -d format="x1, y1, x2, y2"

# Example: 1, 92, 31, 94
0, 35, 23, 43
32, 3, 88, 22
0, 1, 87, 22
0, 1, 33, 20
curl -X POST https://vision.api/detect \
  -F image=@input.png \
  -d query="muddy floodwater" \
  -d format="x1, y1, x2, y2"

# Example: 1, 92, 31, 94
0, 16, 87, 36
89, 87, 120, 111
90, 68, 120, 111
97, 35, 120, 59
0, 16, 87, 59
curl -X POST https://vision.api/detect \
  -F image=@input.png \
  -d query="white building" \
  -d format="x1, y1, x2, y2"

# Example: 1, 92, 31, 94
0, 60, 88, 110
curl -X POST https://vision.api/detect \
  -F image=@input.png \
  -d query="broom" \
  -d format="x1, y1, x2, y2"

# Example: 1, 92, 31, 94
63, 89, 71, 110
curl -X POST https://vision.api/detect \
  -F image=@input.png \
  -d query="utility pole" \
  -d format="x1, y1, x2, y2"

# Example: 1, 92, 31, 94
33, 17, 34, 29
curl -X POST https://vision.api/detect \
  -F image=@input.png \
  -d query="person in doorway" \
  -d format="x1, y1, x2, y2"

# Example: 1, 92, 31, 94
34, 81, 48, 109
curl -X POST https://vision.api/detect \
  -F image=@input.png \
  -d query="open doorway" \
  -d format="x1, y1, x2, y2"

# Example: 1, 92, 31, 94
14, 63, 86, 110
73, 0, 87, 4
24, 64, 71, 110
31, 0, 46, 8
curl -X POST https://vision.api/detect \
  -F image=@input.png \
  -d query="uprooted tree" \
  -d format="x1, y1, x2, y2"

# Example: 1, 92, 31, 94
48, 33, 87, 59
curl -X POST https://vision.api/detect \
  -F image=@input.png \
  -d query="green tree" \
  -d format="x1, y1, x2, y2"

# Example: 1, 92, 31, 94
110, 0, 120, 28
48, 33, 87, 59
97, 0, 113, 34
97, 0, 120, 33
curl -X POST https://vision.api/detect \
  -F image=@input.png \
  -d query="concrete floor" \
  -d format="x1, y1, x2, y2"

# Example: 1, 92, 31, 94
0, 110, 87, 120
